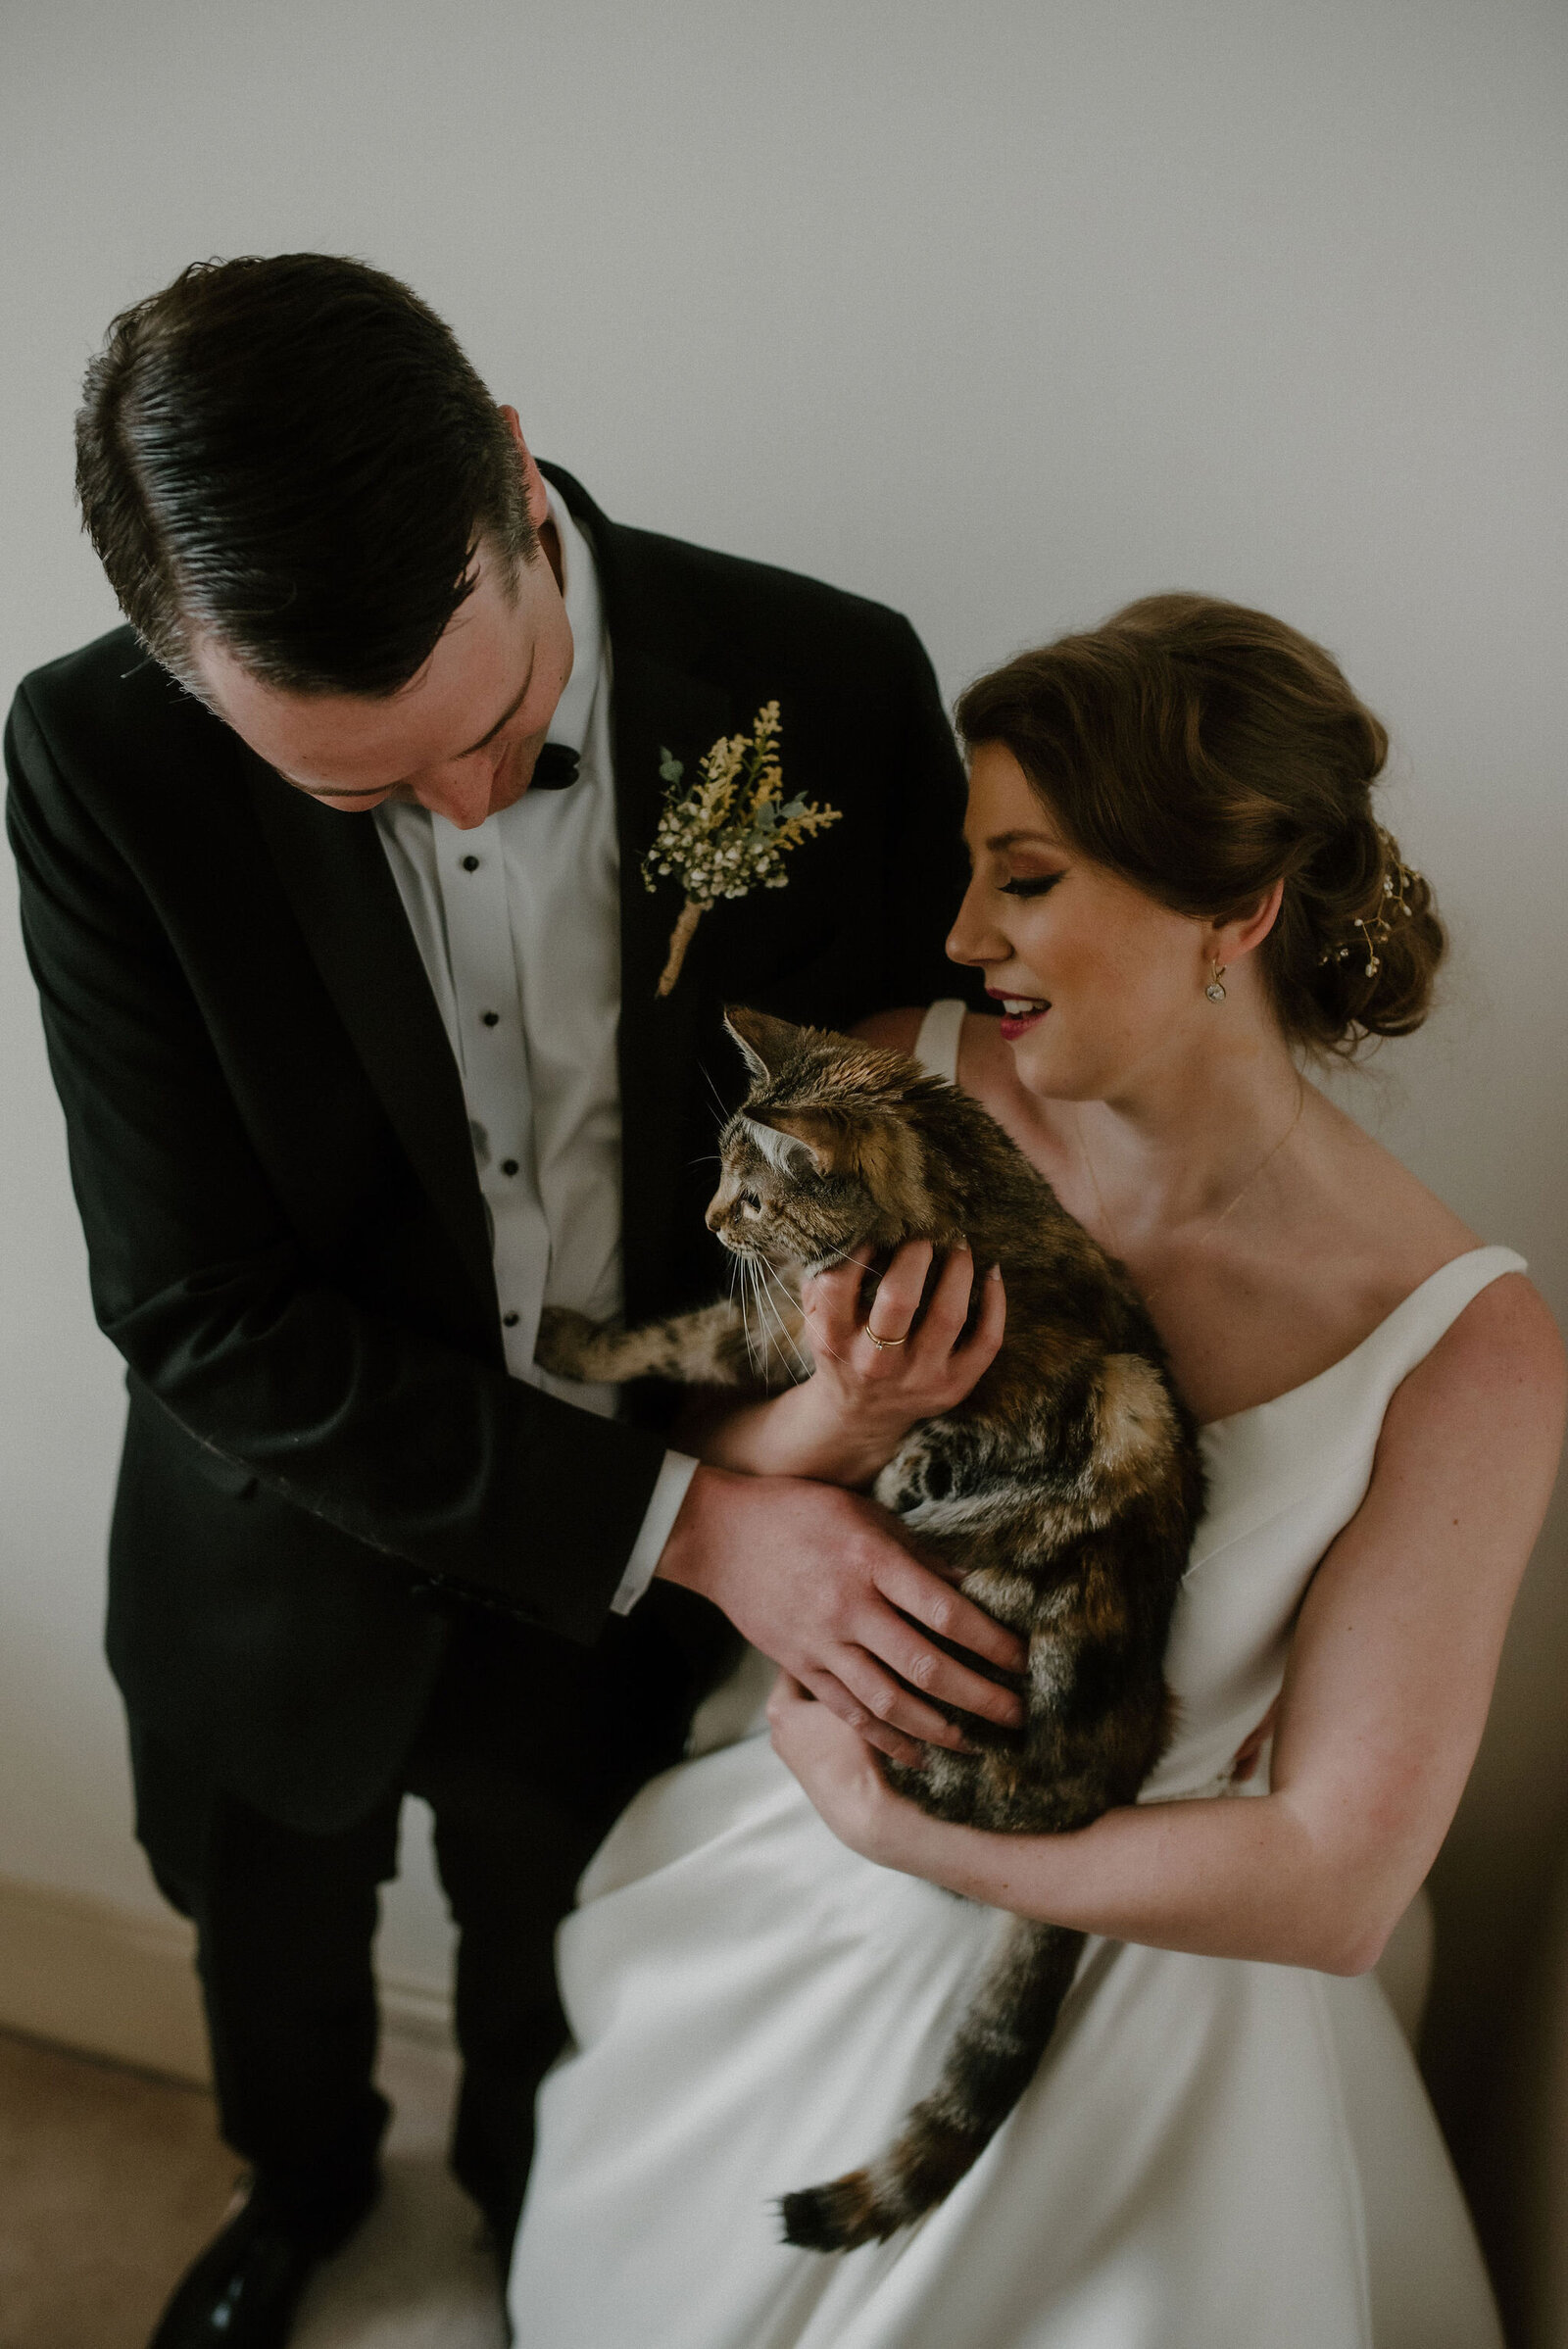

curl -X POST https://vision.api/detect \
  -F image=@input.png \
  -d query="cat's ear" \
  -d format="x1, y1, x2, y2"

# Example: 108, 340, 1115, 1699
739, 1117, 820, 1182
768, 1110, 846, 1177
723, 1004, 802, 1088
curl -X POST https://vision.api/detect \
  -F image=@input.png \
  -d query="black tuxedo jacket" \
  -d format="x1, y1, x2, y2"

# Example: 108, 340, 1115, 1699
6, 468, 981, 1834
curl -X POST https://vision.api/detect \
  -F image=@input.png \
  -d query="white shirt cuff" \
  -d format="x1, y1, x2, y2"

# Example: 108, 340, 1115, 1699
609, 1448, 701, 1616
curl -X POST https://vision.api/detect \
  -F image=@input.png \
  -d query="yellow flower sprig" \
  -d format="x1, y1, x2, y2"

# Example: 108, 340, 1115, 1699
642, 701, 841, 997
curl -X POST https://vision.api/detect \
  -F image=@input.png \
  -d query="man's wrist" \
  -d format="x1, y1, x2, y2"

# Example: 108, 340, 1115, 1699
652, 1459, 737, 1600
609, 1448, 700, 1615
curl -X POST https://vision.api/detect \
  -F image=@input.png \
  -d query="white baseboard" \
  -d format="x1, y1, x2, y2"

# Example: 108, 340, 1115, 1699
380, 1972, 458, 2052
0, 1872, 454, 2085
0, 1866, 1431, 2092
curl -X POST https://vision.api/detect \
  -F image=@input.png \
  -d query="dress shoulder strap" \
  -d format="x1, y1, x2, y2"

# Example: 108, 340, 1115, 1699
1189, 1244, 1532, 1567
1379, 1245, 1528, 1357
1337, 1245, 1530, 1419
912, 998, 966, 1085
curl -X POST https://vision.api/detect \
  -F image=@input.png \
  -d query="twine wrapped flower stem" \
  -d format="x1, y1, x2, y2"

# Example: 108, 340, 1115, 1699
641, 701, 842, 997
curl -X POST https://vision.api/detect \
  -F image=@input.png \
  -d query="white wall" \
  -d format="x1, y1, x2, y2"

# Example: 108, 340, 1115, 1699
1, 0, 1564, 2319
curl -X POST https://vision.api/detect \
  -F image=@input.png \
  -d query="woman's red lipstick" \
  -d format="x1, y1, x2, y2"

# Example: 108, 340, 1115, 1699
988, 987, 1051, 1043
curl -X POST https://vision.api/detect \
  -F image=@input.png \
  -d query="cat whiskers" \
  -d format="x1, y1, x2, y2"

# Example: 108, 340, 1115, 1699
800, 1239, 885, 1283
747, 1257, 781, 1380
772, 1238, 886, 1366
743, 1250, 803, 1385
733, 1250, 788, 1381
752, 1258, 786, 1380
755, 1256, 812, 1382
756, 1252, 855, 1370
732, 1251, 764, 1375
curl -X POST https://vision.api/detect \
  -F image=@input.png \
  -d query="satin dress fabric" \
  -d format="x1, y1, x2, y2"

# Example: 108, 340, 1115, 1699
510, 1002, 1512, 2348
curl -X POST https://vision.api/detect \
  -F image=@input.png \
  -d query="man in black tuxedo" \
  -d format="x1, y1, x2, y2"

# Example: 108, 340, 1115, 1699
6, 254, 1021, 2346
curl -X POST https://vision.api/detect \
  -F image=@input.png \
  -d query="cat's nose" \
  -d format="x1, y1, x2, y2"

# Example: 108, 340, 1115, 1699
704, 1189, 730, 1232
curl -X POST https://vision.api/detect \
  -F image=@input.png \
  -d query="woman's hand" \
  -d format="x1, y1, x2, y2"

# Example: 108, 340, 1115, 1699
688, 1241, 1005, 1489
798, 1249, 1004, 1465
794, 1241, 1005, 1487
770, 1269, 1567, 1974
767, 1671, 921, 1864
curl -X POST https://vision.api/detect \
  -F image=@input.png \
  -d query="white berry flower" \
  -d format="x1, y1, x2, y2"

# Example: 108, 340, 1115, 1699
641, 703, 842, 996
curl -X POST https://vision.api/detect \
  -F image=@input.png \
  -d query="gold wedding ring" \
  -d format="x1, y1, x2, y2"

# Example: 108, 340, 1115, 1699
863, 1325, 909, 1350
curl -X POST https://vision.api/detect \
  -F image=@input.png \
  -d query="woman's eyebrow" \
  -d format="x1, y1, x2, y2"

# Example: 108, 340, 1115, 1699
983, 828, 1065, 854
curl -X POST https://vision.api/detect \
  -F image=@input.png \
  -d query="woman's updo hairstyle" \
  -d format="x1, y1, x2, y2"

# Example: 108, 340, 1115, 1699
956, 594, 1444, 1057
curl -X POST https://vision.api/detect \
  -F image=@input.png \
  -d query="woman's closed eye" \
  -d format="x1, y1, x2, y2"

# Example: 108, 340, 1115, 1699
1001, 873, 1064, 899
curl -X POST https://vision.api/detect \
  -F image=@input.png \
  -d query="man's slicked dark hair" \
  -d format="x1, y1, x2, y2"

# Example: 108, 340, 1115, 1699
74, 253, 538, 697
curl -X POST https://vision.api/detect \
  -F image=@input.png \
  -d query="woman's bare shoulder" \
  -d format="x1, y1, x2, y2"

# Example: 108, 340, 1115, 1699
1370, 1267, 1565, 1544
1427, 1269, 1566, 1402
953, 1007, 1029, 1106
955, 1010, 1072, 1163
1307, 1091, 1483, 1297
852, 1005, 926, 1055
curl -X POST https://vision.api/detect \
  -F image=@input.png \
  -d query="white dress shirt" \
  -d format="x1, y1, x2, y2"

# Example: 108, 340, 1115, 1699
376, 485, 697, 1615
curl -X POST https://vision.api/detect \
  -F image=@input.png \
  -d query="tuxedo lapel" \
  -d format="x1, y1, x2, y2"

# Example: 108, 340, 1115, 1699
242, 471, 741, 1340
242, 755, 498, 1326
610, 643, 734, 1320
546, 468, 736, 1322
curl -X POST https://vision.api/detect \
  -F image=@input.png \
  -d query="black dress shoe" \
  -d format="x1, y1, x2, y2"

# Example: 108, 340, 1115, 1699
147, 2177, 379, 2347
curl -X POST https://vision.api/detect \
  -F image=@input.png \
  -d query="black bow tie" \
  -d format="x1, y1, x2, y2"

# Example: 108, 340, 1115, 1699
531, 743, 581, 791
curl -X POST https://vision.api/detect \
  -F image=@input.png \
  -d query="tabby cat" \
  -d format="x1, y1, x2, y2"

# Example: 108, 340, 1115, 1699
536, 1005, 1206, 2252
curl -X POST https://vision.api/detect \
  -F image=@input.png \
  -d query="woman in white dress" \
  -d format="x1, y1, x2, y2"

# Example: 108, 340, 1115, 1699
510, 596, 1564, 2348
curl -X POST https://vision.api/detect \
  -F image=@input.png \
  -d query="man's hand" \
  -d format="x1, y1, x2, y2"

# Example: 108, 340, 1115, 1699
656, 1462, 1026, 1765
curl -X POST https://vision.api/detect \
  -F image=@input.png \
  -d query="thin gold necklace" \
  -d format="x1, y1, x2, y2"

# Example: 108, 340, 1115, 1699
1074, 1082, 1306, 1297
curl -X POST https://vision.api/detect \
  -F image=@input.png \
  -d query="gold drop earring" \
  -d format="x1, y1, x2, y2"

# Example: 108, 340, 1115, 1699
1205, 958, 1228, 1003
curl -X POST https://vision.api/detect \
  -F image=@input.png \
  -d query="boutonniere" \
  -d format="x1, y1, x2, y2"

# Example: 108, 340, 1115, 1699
641, 700, 842, 997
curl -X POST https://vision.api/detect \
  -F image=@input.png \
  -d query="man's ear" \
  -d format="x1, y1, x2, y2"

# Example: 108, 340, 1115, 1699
724, 1005, 803, 1088
499, 405, 553, 540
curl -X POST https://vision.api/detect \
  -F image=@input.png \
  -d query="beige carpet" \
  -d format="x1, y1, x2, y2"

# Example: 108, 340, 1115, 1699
0, 2027, 507, 2348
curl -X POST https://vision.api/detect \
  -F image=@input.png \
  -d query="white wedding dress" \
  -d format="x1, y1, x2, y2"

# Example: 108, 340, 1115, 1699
510, 1002, 1515, 2349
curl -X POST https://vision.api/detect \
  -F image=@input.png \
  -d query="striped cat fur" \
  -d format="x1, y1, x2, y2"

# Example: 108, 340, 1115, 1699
535, 1006, 1206, 2252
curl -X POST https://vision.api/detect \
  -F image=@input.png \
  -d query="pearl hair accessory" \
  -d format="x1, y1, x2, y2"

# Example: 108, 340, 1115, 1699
1318, 829, 1421, 980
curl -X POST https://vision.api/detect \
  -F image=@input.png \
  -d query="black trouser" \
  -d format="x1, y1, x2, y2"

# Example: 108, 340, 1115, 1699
129, 1608, 691, 2256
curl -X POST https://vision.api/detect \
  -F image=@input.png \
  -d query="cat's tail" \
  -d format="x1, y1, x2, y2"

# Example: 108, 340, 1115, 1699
778, 1915, 1084, 2253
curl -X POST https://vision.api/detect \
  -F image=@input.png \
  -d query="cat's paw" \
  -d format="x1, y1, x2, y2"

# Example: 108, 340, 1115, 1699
533, 1306, 606, 1380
